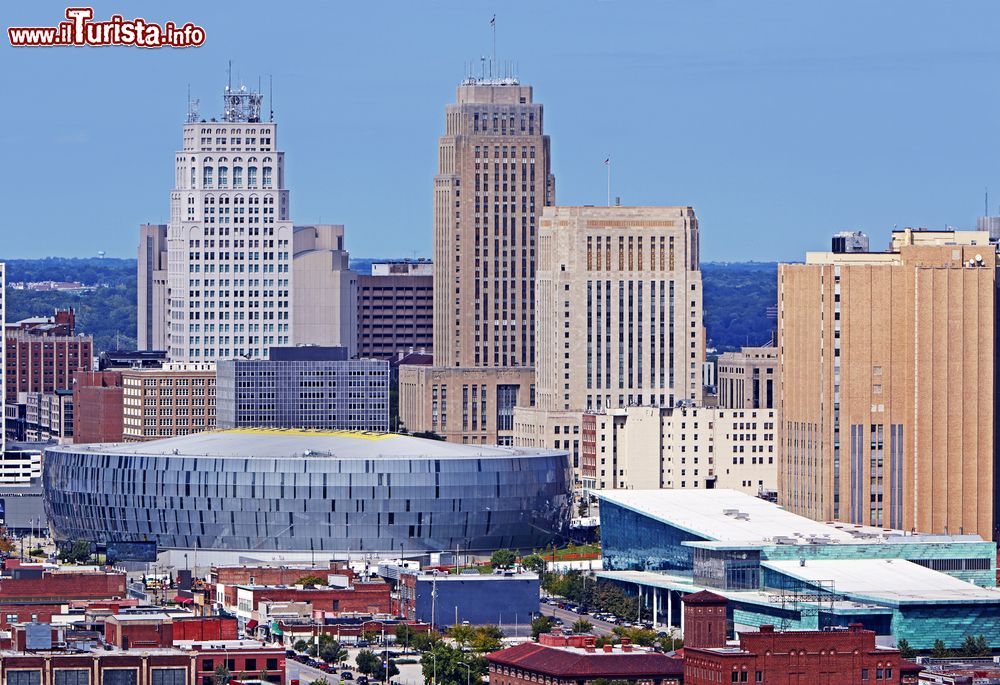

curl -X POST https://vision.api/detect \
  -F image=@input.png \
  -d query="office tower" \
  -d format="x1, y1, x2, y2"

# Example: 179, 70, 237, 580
121, 363, 216, 441
581, 405, 776, 494
978, 216, 1000, 242
357, 260, 433, 360
511, 206, 704, 478
137, 223, 169, 351
400, 74, 554, 444
779, 228, 997, 540
5, 310, 92, 404
24, 390, 73, 442
216, 346, 389, 431
717, 345, 778, 409
165, 83, 357, 362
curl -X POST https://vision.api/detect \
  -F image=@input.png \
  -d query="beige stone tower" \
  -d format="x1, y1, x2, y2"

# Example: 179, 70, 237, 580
778, 229, 998, 540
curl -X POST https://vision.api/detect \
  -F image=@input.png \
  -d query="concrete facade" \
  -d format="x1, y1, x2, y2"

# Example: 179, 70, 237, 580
121, 363, 216, 441
512, 205, 703, 479
137, 223, 169, 352
580, 405, 776, 494
290, 224, 358, 356
778, 229, 998, 540
357, 261, 433, 360
398, 365, 534, 444
717, 345, 778, 410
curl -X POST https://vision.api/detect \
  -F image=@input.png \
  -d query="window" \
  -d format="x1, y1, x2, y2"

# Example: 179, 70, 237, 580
755, 673, 763, 683
861, 669, 870, 681
55, 672, 90, 685
151, 671, 186, 685
265, 659, 278, 671
9, 672, 42, 685
202, 661, 214, 672
103, 672, 138, 685
244, 660, 257, 672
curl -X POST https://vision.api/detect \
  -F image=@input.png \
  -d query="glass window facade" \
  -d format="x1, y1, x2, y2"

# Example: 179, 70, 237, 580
43, 442, 572, 553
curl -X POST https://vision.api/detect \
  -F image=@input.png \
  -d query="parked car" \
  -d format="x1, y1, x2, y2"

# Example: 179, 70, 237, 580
341, 673, 354, 681
356, 640, 370, 648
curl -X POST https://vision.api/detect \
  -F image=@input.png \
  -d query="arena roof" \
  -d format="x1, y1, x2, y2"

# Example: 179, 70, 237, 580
762, 558, 1000, 606
51, 429, 564, 460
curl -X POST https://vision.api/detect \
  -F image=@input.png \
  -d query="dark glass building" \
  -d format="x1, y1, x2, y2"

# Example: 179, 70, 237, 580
43, 430, 571, 553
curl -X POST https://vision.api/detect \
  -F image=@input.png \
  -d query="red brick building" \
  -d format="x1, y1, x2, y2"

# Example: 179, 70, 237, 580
233, 584, 391, 616
0, 569, 127, 629
104, 614, 238, 649
73, 370, 124, 443
210, 564, 356, 609
184, 641, 285, 685
681, 590, 728, 649
684, 624, 909, 685
5, 310, 93, 404
487, 633, 684, 685
0, 644, 193, 685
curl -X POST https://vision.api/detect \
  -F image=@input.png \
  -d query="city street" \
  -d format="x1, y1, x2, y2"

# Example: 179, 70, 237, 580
285, 647, 426, 685
539, 604, 616, 636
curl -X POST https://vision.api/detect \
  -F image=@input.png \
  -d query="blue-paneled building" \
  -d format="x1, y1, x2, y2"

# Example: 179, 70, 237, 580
596, 489, 1000, 650
403, 571, 539, 627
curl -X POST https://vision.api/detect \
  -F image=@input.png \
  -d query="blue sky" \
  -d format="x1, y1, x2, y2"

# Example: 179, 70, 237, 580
3, 1, 1000, 261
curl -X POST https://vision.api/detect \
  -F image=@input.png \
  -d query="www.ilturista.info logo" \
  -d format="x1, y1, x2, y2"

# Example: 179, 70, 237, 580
8, 7, 206, 48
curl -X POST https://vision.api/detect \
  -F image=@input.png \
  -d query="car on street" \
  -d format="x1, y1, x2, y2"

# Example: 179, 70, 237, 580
341, 673, 354, 680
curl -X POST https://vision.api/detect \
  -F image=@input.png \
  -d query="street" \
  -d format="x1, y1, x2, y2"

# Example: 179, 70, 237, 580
285, 647, 426, 685
538, 604, 616, 637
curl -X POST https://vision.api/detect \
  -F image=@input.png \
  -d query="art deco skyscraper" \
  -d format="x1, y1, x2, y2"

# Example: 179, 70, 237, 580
432, 77, 555, 368
164, 84, 357, 362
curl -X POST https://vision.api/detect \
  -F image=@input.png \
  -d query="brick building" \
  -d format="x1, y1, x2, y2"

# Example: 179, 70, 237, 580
0, 568, 127, 629
121, 362, 216, 441
487, 633, 684, 685
5, 310, 92, 404
73, 370, 125, 443
0, 644, 193, 685
104, 614, 238, 649
210, 564, 356, 610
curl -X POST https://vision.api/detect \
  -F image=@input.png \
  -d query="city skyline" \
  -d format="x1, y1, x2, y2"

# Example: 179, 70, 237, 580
5, 1, 1000, 261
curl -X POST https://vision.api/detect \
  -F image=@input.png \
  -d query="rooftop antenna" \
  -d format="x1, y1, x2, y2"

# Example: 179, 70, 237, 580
227, 60, 232, 91
490, 14, 496, 78
986, 186, 990, 217
269, 74, 274, 122
480, 55, 486, 80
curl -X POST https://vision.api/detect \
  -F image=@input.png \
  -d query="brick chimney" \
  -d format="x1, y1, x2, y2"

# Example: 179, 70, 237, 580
621, 638, 633, 652
682, 590, 728, 649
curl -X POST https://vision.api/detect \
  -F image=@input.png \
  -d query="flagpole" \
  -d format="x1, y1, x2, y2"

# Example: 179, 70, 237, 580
491, 16, 497, 78
607, 156, 611, 207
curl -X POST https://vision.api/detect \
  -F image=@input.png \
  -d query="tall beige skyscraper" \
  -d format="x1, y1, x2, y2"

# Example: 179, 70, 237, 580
137, 223, 168, 351
512, 206, 704, 480
779, 228, 998, 540
401, 75, 554, 445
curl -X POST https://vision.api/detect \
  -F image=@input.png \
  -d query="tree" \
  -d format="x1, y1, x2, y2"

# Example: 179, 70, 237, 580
469, 625, 504, 653
317, 635, 347, 664
309, 679, 331, 685
213, 665, 231, 685
931, 639, 952, 659
448, 623, 477, 649
530, 615, 555, 640
58, 540, 92, 564
420, 644, 487, 685
895, 638, 915, 660
293, 639, 309, 653
975, 635, 991, 656
411, 630, 443, 652
490, 548, 516, 570
958, 634, 991, 657
374, 658, 400, 681
295, 575, 326, 587
657, 630, 683, 653
577, 499, 589, 517
395, 623, 416, 652
0, 527, 16, 556
355, 650, 380, 677
571, 619, 593, 634
612, 626, 657, 647
521, 553, 546, 575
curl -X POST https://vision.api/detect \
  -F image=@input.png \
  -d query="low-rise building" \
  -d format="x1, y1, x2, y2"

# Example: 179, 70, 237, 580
24, 390, 73, 442
121, 363, 216, 441
487, 633, 684, 685
716, 345, 777, 410
73, 371, 124, 444
216, 346, 389, 432
400, 570, 539, 627
581, 405, 776, 496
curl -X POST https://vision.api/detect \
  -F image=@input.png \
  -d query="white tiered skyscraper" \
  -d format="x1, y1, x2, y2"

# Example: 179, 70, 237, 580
165, 83, 356, 362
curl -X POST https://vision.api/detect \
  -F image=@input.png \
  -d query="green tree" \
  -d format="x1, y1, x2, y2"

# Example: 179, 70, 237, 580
420, 644, 487, 685
395, 623, 416, 652
355, 650, 380, 677
374, 658, 400, 681
931, 639, 952, 659
530, 615, 555, 640
293, 639, 309, 652
521, 553, 546, 575
317, 635, 347, 664
976, 635, 991, 656
895, 638, 915, 660
577, 499, 589, 517
58, 540, 92, 564
213, 665, 231, 685
448, 623, 477, 649
490, 548, 516, 569
309, 679, 330, 685
411, 630, 444, 652
612, 626, 657, 647
571, 619, 593, 634
595, 635, 617, 648
295, 575, 326, 587
469, 625, 504, 653
958, 634, 991, 657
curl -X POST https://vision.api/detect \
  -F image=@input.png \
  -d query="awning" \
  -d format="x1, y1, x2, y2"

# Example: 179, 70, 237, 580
174, 596, 194, 604
246, 619, 259, 630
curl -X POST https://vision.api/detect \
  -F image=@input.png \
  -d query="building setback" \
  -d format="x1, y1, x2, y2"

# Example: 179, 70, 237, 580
779, 228, 998, 540
216, 346, 389, 432
716, 345, 777, 410
163, 83, 357, 363
357, 260, 433, 360
400, 74, 555, 445
121, 363, 216, 441
512, 205, 704, 480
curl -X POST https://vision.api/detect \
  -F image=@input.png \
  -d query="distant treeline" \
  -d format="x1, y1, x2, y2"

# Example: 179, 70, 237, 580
0, 257, 777, 355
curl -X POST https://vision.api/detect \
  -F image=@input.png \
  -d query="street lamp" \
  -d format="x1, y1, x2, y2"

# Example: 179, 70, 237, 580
459, 661, 471, 685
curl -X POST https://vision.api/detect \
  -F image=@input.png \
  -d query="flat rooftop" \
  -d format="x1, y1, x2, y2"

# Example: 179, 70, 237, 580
596, 489, 983, 546
762, 559, 1000, 606
48, 429, 564, 461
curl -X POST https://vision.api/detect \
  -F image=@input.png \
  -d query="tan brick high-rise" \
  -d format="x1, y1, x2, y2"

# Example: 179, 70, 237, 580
778, 229, 998, 540
432, 79, 554, 367
401, 77, 554, 445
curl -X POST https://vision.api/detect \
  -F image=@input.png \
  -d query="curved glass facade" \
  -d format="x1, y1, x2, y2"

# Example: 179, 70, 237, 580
43, 445, 572, 553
